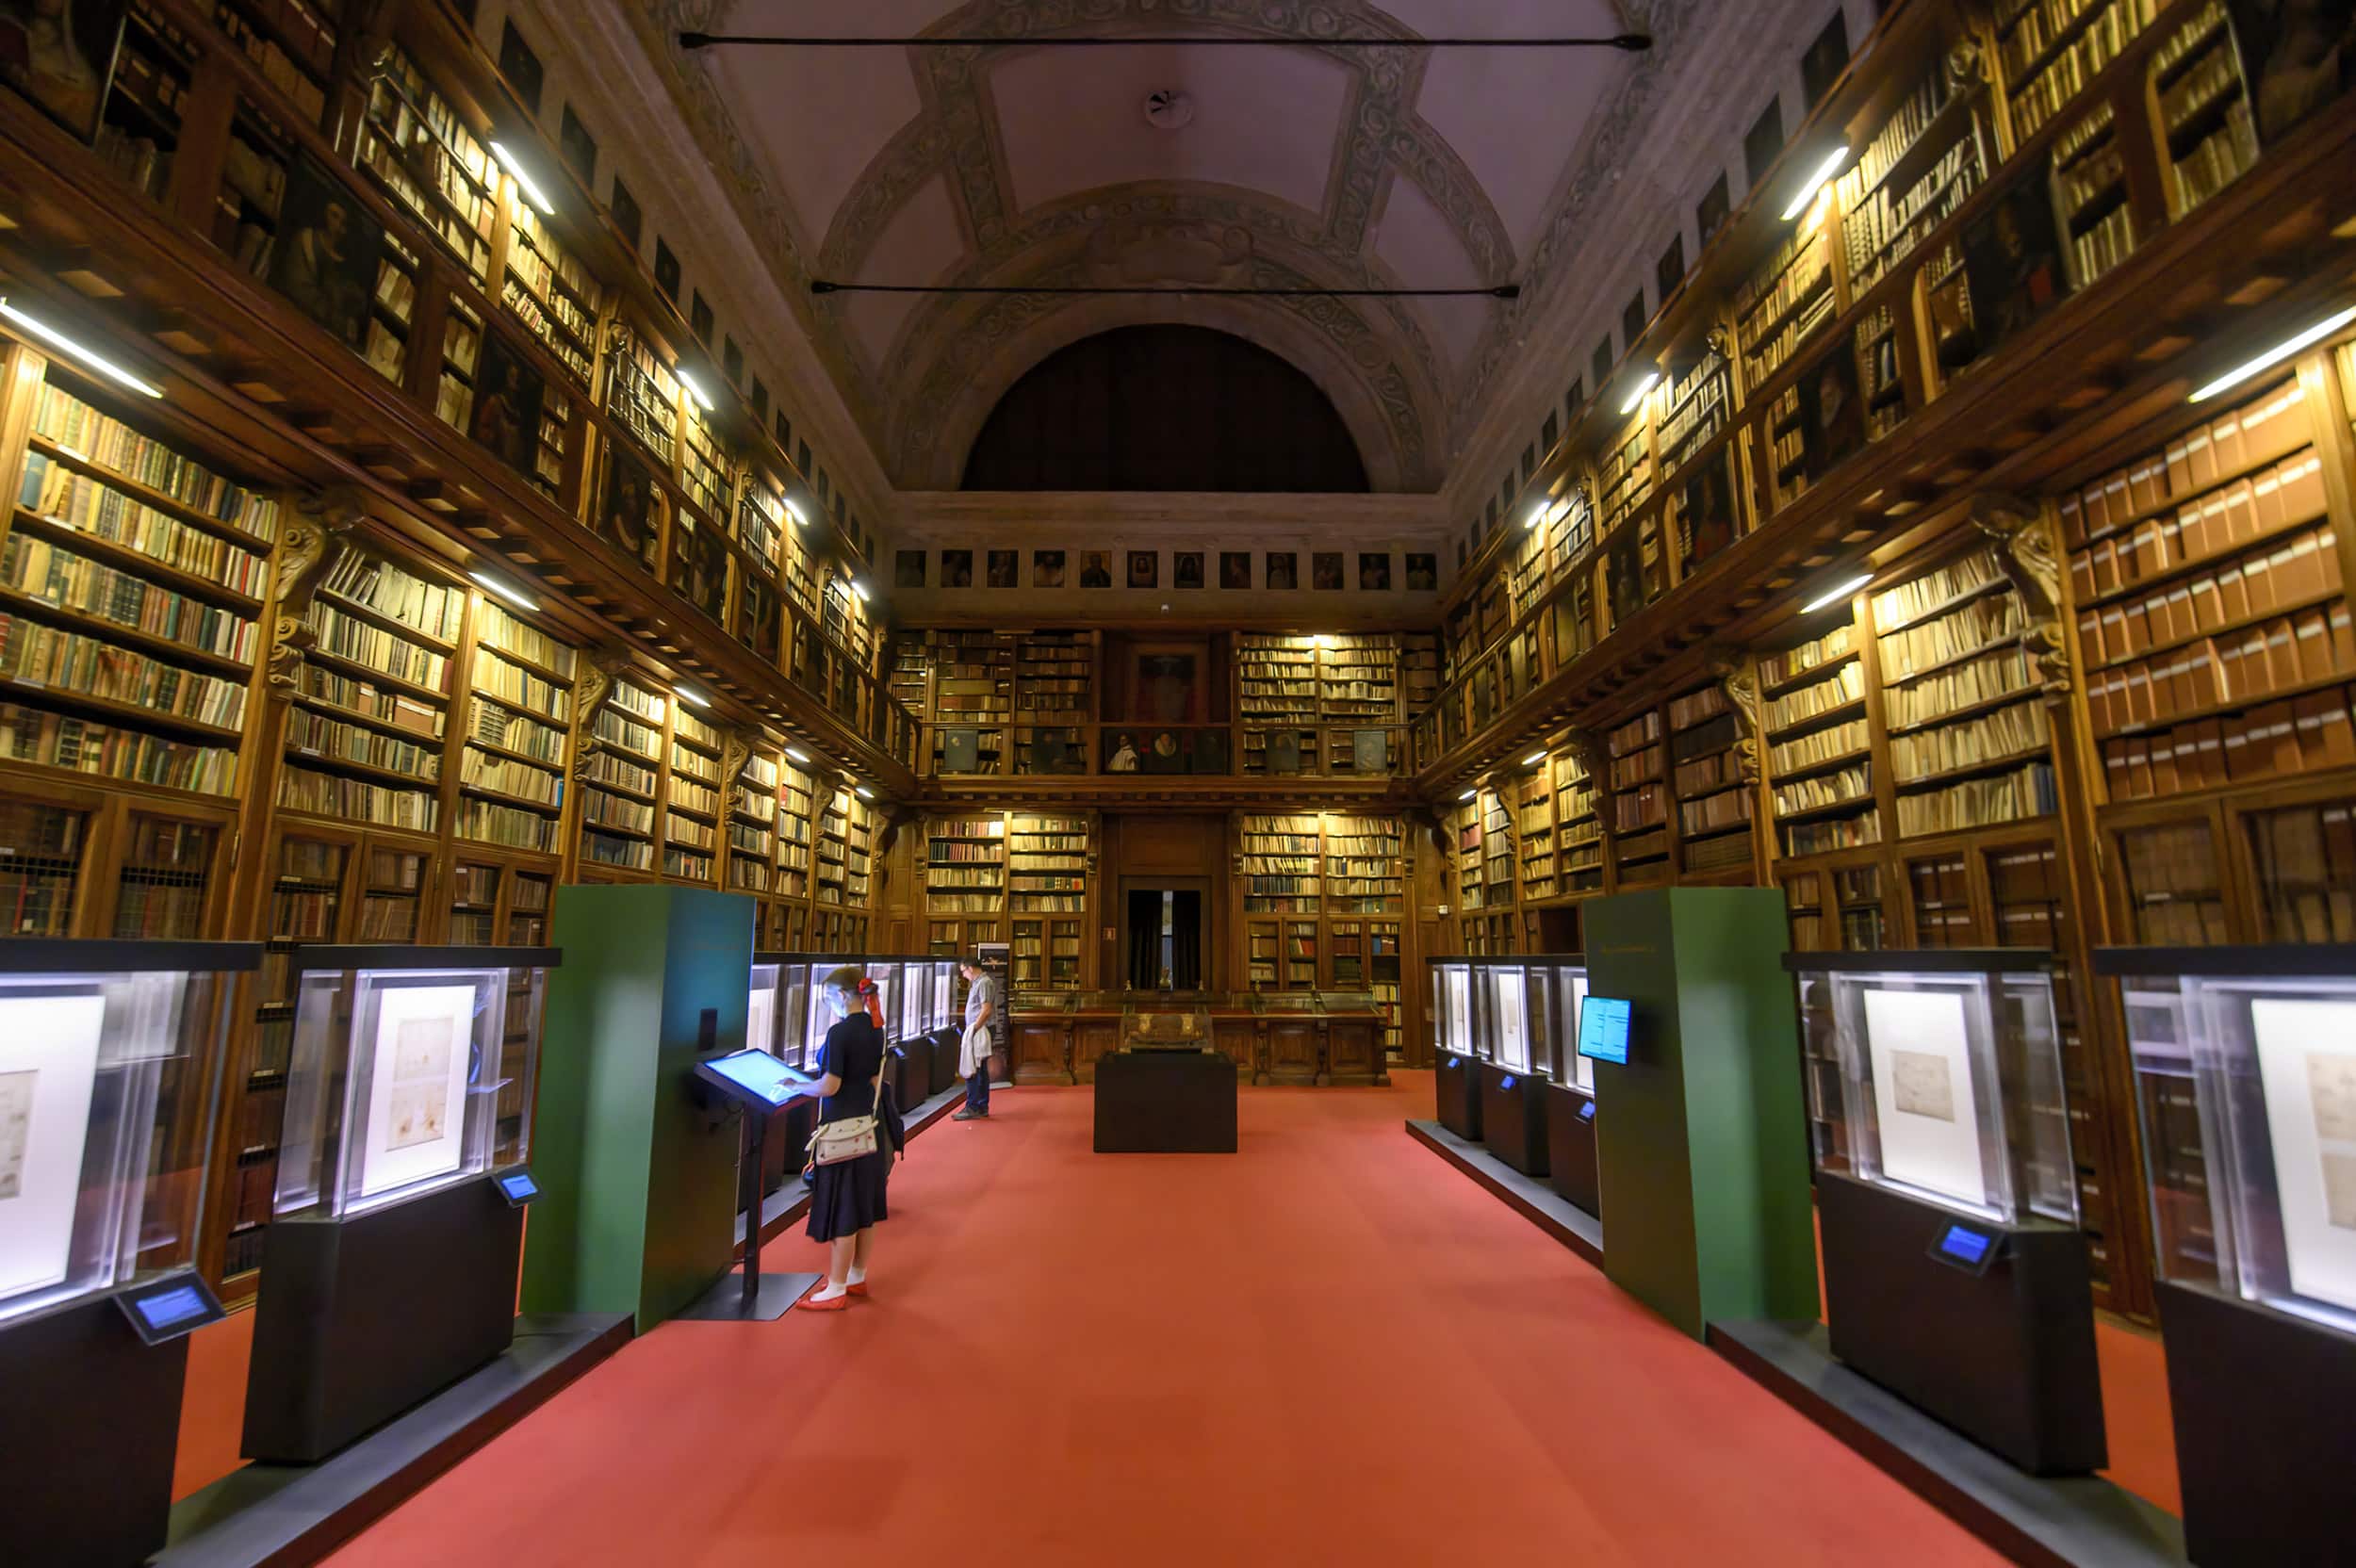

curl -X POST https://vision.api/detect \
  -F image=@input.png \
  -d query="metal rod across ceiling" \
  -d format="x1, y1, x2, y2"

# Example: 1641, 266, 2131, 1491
679, 32, 1653, 51
809, 283, 1521, 298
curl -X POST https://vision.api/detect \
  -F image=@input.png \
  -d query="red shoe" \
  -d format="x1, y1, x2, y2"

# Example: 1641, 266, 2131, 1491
799, 1287, 850, 1312
845, 1280, 869, 1297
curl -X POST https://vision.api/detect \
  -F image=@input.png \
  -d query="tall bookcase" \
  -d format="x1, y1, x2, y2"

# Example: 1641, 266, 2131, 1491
1007, 810, 1088, 989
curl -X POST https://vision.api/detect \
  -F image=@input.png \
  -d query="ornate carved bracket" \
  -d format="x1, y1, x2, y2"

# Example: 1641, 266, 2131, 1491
1972, 492, 2072, 701
1705, 649, 1763, 786
719, 727, 757, 792
264, 489, 359, 698
567, 652, 627, 784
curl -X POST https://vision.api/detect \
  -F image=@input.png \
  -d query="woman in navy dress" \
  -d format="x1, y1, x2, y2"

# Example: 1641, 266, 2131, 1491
796, 965, 892, 1310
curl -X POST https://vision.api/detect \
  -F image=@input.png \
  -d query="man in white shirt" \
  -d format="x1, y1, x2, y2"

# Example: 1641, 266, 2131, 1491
953, 957, 997, 1120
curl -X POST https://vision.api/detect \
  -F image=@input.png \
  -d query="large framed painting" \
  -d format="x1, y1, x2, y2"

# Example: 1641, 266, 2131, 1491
1798, 344, 1867, 482
2230, 1, 2356, 145
735, 570, 780, 663
268, 155, 387, 352
1681, 444, 1741, 570
1961, 160, 2070, 351
671, 515, 728, 622
596, 445, 660, 569
466, 330, 548, 479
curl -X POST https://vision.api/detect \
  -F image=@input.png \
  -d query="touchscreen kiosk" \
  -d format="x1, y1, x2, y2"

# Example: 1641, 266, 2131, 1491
0, 939, 257, 1568
244, 945, 563, 1463
697, 1048, 812, 1108
2096, 944, 2356, 1565
1783, 951, 2102, 1476
1576, 996, 1631, 1064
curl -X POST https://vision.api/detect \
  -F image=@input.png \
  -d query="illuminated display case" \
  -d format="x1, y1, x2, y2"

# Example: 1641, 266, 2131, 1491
1531, 957, 1599, 1217
1476, 957, 1570, 1178
2096, 945, 2356, 1567
0, 939, 258, 1568
749, 953, 813, 1195
1784, 951, 2102, 1477
1430, 957, 1481, 1140
244, 944, 561, 1464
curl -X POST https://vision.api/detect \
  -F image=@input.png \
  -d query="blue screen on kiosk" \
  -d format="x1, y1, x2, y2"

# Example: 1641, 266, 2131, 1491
1576, 997, 1632, 1064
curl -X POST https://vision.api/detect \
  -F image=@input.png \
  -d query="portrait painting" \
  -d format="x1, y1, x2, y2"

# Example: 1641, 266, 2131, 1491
1220, 551, 1252, 590
987, 549, 1018, 589
1359, 552, 1391, 592
941, 549, 973, 589
1173, 551, 1203, 590
1696, 172, 1732, 247
2229, 1, 2356, 144
0, 0, 124, 141
1406, 552, 1438, 592
466, 330, 547, 478
1313, 552, 1344, 591
1606, 531, 1644, 628
596, 446, 660, 568
1127, 550, 1158, 590
1681, 446, 1740, 571
1033, 549, 1067, 589
558, 104, 597, 185
1798, 344, 1868, 481
735, 572, 779, 663
267, 155, 387, 351
672, 516, 728, 622
1267, 551, 1298, 592
895, 549, 926, 589
1136, 653, 1198, 724
1080, 551, 1112, 589
1961, 163, 2070, 351
498, 21, 544, 114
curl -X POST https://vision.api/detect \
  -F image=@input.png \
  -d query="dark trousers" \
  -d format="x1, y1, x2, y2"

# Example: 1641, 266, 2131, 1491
965, 1058, 990, 1113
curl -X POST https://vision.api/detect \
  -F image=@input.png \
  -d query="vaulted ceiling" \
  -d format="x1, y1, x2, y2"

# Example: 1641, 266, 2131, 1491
641, 0, 1713, 491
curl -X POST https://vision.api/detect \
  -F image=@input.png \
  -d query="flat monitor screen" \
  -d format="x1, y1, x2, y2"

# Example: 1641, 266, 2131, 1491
699, 1048, 813, 1107
1576, 996, 1632, 1065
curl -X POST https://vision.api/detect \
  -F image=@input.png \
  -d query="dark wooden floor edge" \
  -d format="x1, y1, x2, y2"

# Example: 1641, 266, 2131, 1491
1404, 1118, 1604, 1270
1706, 1323, 2125, 1568
742, 1080, 969, 1255
225, 1315, 632, 1568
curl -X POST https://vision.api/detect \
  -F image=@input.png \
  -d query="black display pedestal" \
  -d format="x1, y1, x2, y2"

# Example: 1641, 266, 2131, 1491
1479, 1062, 1549, 1176
892, 1037, 931, 1111
244, 1176, 522, 1463
683, 1101, 817, 1320
1094, 1050, 1237, 1152
1818, 1171, 2105, 1476
1544, 1083, 1600, 1217
2157, 1278, 2355, 1566
929, 1026, 960, 1098
1435, 1051, 1481, 1141
0, 1292, 188, 1565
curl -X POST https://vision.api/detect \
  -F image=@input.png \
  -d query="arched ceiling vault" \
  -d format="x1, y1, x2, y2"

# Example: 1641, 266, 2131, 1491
646, 0, 1710, 492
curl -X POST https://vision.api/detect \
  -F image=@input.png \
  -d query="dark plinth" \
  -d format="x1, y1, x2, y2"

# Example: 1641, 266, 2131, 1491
1544, 1083, 1600, 1217
2158, 1277, 2356, 1568
1818, 1171, 2105, 1476
1094, 1050, 1237, 1152
243, 1176, 523, 1463
1479, 1061, 1549, 1176
759, 1103, 794, 1195
1709, 1318, 2183, 1568
890, 1039, 928, 1114
673, 1269, 822, 1321
162, 1314, 630, 1568
928, 1026, 960, 1098
1407, 1119, 1603, 1266
1434, 1050, 1481, 1141
0, 1292, 188, 1566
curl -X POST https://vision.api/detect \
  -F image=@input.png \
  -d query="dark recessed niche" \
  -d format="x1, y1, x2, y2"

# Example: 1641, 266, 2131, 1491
1744, 100, 1787, 188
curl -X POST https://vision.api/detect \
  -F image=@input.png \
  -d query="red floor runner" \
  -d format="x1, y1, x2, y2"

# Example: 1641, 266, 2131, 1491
328, 1082, 2004, 1566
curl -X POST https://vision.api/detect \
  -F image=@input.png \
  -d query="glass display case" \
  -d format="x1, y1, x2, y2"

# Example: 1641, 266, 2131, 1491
931, 958, 957, 1032
749, 956, 783, 1057
275, 946, 559, 1220
1429, 957, 1481, 1140
0, 939, 256, 1328
866, 958, 902, 1041
1786, 951, 2076, 1225
0, 941, 262, 1568
2095, 943, 2356, 1565
797, 957, 841, 1065
1487, 959, 1533, 1072
1432, 958, 1477, 1060
1539, 960, 1594, 1092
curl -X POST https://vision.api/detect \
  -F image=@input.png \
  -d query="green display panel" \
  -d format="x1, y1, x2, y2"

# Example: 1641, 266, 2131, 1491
520, 884, 754, 1331
1587, 887, 1819, 1339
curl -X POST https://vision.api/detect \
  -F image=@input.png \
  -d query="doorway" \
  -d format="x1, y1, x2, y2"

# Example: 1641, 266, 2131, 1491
1123, 883, 1205, 990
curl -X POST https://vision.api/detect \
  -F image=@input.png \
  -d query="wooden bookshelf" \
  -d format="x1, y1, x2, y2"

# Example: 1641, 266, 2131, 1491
1240, 812, 1319, 913
927, 813, 1006, 914
1238, 633, 1317, 776
1606, 710, 1668, 886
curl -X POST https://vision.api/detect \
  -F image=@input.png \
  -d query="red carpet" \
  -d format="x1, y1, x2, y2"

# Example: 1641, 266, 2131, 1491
328, 1081, 2004, 1566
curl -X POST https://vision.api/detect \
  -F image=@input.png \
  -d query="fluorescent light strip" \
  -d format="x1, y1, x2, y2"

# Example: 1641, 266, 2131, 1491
1459, 788, 1479, 801
1523, 751, 1546, 766
785, 747, 810, 763
677, 685, 711, 709
1619, 370, 1660, 415
469, 571, 537, 611
783, 501, 806, 528
850, 579, 870, 601
488, 142, 555, 215
1526, 504, 1548, 531
854, 784, 873, 799
678, 371, 714, 411
2189, 304, 2356, 403
1780, 144, 1850, 221
0, 301, 162, 397
1800, 573, 1872, 614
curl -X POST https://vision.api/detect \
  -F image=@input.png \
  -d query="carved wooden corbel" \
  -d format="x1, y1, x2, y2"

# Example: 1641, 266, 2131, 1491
566, 652, 626, 784
718, 727, 757, 791
264, 489, 360, 698
1972, 492, 2072, 701
1705, 649, 1763, 786
1558, 727, 1605, 793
